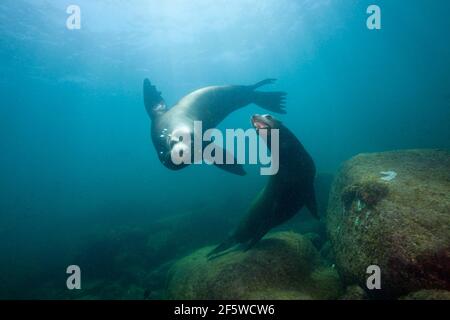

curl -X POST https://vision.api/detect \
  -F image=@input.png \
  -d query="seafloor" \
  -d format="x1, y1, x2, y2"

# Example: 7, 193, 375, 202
12, 149, 450, 300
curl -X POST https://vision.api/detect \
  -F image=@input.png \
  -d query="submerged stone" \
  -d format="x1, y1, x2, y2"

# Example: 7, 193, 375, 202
166, 231, 342, 299
326, 149, 450, 298
400, 289, 450, 300
340, 285, 368, 300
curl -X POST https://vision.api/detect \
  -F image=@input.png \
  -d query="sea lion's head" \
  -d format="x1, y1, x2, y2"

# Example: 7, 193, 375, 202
152, 125, 192, 171
251, 114, 281, 131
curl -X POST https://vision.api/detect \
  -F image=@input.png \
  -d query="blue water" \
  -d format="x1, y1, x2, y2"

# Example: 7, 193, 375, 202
0, 0, 449, 299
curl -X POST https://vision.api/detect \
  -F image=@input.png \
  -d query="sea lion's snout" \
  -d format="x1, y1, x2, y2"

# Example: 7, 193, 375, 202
251, 114, 279, 130
154, 137, 188, 171
170, 126, 191, 142
159, 126, 193, 171
251, 114, 269, 130
160, 150, 189, 171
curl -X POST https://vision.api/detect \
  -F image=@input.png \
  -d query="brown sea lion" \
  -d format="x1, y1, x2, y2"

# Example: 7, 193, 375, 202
143, 79, 287, 175
209, 114, 318, 255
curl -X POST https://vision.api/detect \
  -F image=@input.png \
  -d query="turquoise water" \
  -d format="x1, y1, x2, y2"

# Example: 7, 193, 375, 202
0, 0, 449, 299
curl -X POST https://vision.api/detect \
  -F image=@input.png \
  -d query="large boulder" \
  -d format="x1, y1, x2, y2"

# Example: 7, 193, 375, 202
326, 149, 450, 298
340, 285, 368, 300
400, 289, 450, 300
166, 231, 342, 299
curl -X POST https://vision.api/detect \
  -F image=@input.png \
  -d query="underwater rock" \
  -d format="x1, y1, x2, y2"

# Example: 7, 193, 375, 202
319, 241, 336, 266
303, 232, 322, 249
166, 231, 343, 299
399, 289, 450, 300
64, 207, 238, 300
340, 285, 368, 300
326, 149, 450, 298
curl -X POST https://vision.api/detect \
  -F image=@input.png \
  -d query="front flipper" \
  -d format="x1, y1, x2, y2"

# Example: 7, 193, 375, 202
214, 162, 246, 176
203, 142, 247, 176
143, 78, 167, 119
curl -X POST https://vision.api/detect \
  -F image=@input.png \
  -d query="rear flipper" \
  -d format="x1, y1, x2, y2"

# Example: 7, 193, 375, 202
242, 227, 268, 251
251, 78, 277, 89
214, 162, 246, 176
243, 238, 261, 251
204, 142, 247, 176
208, 237, 237, 257
250, 79, 287, 114
253, 91, 287, 114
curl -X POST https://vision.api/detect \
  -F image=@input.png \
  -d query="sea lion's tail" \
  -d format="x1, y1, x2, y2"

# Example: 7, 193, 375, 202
251, 78, 277, 89
250, 79, 287, 114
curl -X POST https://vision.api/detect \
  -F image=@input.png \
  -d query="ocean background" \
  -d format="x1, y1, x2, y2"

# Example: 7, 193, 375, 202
0, 0, 449, 299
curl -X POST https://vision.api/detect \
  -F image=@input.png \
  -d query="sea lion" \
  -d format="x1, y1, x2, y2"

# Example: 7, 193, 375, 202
143, 78, 286, 175
209, 114, 318, 256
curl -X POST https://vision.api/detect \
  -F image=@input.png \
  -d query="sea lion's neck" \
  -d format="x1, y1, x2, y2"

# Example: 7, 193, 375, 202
267, 125, 308, 181
264, 125, 296, 153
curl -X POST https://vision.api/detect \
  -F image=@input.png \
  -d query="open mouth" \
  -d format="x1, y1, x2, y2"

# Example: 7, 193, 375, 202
251, 116, 270, 130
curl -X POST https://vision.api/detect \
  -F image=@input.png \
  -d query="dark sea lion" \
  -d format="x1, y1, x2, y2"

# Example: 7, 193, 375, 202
209, 114, 318, 256
143, 79, 286, 175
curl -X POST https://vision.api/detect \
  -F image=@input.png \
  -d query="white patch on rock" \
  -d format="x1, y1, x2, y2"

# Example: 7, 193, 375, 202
380, 171, 397, 181
356, 199, 366, 212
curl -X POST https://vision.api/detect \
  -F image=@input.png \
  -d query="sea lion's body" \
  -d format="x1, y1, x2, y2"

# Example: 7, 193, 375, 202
162, 86, 255, 129
144, 79, 286, 174
209, 114, 318, 255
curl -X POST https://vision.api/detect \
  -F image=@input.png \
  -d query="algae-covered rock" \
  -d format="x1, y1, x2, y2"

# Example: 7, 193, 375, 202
326, 149, 450, 298
166, 231, 343, 299
340, 285, 368, 300
400, 289, 450, 300
319, 241, 335, 265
